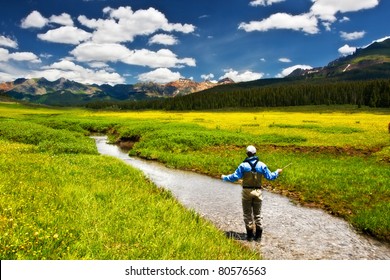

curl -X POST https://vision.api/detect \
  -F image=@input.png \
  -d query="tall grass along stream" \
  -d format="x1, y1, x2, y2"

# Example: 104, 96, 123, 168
1, 103, 389, 260
94, 136, 390, 260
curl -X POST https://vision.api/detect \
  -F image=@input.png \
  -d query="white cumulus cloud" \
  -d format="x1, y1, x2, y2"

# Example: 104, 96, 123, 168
339, 16, 350, 22
310, 0, 379, 23
15, 6, 197, 85
201, 73, 215, 81
219, 69, 264, 82
78, 6, 195, 44
277, 65, 312, 77
70, 42, 196, 69
241, 0, 379, 34
21, 11, 74, 30
123, 48, 196, 68
340, 31, 366, 41
49, 13, 74, 26
0, 48, 10, 62
249, 0, 285, 6
138, 68, 182, 83
0, 48, 41, 63
0, 36, 18, 49
338, 44, 356, 56
8, 52, 41, 63
34, 59, 125, 85
239, 13, 319, 34
21, 11, 48, 29
0, 70, 17, 83
70, 42, 131, 62
38, 26, 92, 45
279, 57, 292, 63
148, 34, 178, 45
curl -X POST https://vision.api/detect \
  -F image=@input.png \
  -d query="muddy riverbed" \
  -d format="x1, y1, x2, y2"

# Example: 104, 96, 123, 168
93, 136, 390, 260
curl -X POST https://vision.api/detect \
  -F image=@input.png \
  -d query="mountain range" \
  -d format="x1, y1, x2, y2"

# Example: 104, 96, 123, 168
0, 76, 234, 106
289, 37, 390, 79
1, 38, 390, 106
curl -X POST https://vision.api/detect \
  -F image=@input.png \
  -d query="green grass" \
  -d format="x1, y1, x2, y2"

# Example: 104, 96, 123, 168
103, 112, 390, 241
1, 102, 389, 253
0, 111, 258, 260
0, 150, 256, 259
122, 138, 390, 241
0, 120, 97, 154
269, 123, 364, 134
273, 152, 390, 238
117, 121, 306, 156
137, 145, 390, 242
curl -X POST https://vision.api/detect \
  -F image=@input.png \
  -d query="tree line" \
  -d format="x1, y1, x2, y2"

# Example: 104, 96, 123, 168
85, 79, 390, 110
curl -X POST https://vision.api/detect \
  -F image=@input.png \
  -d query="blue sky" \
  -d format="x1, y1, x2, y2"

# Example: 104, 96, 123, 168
0, 0, 389, 85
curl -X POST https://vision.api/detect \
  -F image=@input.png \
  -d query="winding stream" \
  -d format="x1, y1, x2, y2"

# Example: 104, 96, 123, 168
93, 136, 390, 260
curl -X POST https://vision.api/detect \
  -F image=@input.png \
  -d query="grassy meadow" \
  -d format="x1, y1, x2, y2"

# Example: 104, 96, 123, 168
0, 102, 389, 259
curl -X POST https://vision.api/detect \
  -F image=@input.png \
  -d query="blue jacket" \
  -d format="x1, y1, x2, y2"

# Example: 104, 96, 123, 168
222, 156, 279, 183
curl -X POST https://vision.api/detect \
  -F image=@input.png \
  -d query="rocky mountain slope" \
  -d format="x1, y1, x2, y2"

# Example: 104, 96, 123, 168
289, 38, 390, 79
0, 77, 234, 105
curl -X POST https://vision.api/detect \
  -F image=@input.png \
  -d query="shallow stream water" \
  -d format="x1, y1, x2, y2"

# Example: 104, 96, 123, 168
93, 136, 390, 260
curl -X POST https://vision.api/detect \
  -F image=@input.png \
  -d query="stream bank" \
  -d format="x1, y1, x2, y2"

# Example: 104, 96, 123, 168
93, 136, 390, 260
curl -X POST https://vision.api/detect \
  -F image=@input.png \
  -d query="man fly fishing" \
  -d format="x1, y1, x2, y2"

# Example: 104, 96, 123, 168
221, 145, 283, 241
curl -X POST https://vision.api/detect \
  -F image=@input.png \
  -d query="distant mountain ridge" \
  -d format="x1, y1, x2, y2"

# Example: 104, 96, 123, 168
1, 77, 101, 96
288, 38, 390, 79
0, 76, 234, 105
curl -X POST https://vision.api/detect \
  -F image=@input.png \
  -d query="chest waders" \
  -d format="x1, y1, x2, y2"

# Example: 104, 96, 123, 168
241, 158, 263, 241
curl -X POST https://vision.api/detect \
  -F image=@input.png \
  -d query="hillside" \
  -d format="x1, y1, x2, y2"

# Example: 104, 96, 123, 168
187, 38, 390, 97
289, 38, 390, 79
